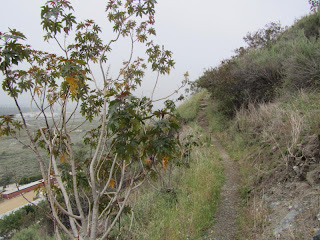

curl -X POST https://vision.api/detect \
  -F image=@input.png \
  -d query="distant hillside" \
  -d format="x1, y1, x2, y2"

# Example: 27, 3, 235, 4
0, 106, 30, 115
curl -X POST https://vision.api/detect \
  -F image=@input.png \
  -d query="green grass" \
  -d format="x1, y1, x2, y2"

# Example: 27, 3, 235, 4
206, 102, 229, 132
176, 90, 207, 121
114, 123, 224, 240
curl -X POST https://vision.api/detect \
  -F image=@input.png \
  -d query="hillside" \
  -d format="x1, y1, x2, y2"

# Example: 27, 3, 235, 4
193, 10, 320, 240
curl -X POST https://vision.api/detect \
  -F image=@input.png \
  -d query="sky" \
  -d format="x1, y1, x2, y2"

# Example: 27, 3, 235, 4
0, 0, 311, 108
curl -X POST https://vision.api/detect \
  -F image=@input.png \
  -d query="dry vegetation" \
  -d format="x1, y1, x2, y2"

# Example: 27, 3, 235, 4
214, 90, 320, 239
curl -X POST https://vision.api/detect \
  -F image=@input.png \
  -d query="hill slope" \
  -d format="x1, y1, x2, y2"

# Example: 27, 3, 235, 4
196, 10, 320, 240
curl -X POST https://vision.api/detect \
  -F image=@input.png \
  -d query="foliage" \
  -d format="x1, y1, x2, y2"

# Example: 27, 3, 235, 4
18, 174, 43, 185
11, 224, 55, 240
0, 171, 14, 188
110, 123, 224, 239
196, 12, 320, 116
0, 1, 187, 239
292, 13, 320, 40
241, 22, 284, 51
284, 36, 320, 89
0, 201, 52, 239
196, 59, 240, 116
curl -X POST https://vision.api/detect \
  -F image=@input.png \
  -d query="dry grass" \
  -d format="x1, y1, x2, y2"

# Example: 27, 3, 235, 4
224, 90, 320, 239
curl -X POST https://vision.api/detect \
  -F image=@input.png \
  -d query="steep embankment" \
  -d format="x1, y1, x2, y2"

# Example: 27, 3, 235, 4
208, 91, 320, 239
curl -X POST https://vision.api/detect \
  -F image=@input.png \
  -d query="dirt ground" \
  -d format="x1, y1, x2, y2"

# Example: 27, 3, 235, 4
0, 191, 38, 214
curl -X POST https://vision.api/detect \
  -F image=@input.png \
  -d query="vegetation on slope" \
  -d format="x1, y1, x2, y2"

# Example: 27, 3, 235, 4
124, 124, 224, 239
196, 10, 320, 239
3, 4, 320, 240
2, 99, 224, 240
207, 90, 320, 239
106, 118, 224, 239
196, 12, 320, 117
176, 89, 208, 121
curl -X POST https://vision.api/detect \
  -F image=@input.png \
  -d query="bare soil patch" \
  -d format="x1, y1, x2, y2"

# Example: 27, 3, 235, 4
0, 191, 37, 214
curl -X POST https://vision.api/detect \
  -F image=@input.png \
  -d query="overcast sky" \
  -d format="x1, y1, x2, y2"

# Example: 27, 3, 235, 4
0, 0, 311, 107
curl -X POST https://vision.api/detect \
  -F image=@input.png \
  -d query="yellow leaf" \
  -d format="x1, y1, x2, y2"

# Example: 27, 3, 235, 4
34, 86, 43, 97
125, 0, 130, 7
49, 99, 55, 105
144, 158, 152, 167
60, 154, 67, 163
108, 178, 115, 188
162, 156, 169, 171
90, 56, 98, 63
66, 76, 79, 95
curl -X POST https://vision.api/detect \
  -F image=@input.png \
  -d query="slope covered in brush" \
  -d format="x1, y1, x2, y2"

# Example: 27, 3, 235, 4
196, 12, 320, 117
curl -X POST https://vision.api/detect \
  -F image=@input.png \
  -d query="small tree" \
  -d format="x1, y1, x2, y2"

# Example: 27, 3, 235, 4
242, 22, 284, 50
0, 1, 187, 239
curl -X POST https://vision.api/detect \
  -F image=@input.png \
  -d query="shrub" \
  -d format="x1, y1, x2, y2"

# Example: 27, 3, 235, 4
197, 47, 283, 116
197, 59, 243, 117
0, 201, 52, 239
232, 47, 283, 106
11, 225, 54, 240
284, 36, 320, 89
18, 174, 43, 185
243, 22, 284, 50
196, 12, 320, 117
294, 12, 320, 39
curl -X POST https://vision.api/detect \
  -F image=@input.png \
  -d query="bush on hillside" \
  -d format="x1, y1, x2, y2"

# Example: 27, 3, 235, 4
294, 13, 320, 39
285, 36, 320, 89
243, 22, 284, 50
196, 12, 320, 117
11, 225, 55, 240
197, 48, 283, 116
197, 59, 242, 116
232, 48, 283, 105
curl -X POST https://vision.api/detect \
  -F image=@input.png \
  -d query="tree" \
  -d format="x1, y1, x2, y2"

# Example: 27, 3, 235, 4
240, 22, 284, 51
0, 1, 187, 239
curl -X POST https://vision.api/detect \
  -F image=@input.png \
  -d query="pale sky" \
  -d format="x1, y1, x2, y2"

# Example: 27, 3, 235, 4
0, 0, 311, 107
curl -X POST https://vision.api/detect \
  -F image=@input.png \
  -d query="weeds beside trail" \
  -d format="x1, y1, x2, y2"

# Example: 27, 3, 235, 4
106, 93, 225, 239
197, 96, 240, 240
120, 123, 224, 240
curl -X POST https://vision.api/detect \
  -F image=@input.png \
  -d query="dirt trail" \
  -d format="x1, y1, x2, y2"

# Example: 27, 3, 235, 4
197, 99, 240, 240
